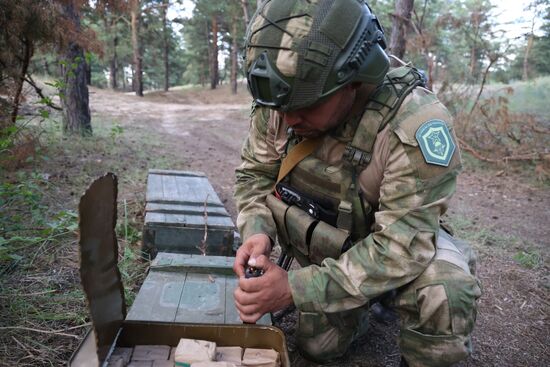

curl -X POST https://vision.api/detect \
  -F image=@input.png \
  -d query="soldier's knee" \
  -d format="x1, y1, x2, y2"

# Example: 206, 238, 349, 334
296, 309, 368, 364
399, 261, 482, 366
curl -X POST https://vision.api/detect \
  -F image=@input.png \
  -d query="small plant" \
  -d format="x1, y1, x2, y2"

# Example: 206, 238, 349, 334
110, 124, 124, 142
513, 250, 542, 269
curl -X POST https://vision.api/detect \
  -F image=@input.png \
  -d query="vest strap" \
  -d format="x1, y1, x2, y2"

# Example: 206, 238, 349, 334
336, 200, 353, 233
344, 66, 425, 170
277, 137, 323, 184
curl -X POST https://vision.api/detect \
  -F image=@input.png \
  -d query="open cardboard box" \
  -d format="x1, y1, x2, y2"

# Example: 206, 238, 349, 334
69, 174, 290, 366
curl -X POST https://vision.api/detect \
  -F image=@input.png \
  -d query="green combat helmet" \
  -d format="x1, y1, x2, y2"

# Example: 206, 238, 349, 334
245, 0, 390, 112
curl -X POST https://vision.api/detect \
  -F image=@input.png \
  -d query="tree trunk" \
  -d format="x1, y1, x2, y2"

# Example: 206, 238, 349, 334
131, 0, 143, 96
10, 38, 33, 125
389, 0, 414, 66
523, 35, 534, 80
241, 0, 250, 24
523, 13, 537, 81
231, 17, 238, 95
210, 15, 219, 89
109, 34, 118, 89
122, 66, 127, 90
44, 60, 51, 75
162, 0, 170, 91
85, 59, 92, 86
105, 13, 119, 90
60, 1, 92, 136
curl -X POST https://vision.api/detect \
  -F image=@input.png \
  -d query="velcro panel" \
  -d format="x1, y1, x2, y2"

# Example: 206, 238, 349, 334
286, 205, 318, 256
320, 0, 363, 49
309, 221, 349, 265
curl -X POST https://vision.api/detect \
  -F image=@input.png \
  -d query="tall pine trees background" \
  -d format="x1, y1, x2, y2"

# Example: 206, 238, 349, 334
1, 0, 549, 140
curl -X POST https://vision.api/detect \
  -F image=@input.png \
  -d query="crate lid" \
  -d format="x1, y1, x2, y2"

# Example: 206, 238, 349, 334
145, 170, 234, 229
78, 173, 126, 363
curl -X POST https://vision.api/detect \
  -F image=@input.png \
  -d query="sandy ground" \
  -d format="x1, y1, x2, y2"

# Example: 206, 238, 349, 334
89, 85, 549, 367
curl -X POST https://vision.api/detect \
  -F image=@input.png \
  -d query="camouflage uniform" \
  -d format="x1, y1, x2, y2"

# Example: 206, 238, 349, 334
235, 78, 481, 366
237, 0, 481, 365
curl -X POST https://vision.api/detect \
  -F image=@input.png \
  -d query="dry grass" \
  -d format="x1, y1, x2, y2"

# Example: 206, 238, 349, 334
0, 108, 178, 365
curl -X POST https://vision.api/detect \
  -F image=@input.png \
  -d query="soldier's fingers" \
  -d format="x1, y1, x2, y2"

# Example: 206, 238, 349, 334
238, 275, 266, 293
233, 251, 249, 277
251, 254, 271, 269
238, 310, 263, 324
233, 286, 258, 306
235, 299, 261, 316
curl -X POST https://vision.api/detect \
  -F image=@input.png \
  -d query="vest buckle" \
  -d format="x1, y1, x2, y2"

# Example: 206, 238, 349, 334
337, 200, 353, 233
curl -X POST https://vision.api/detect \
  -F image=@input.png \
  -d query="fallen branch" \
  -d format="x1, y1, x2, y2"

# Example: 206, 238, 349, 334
196, 194, 209, 256
0, 289, 56, 298
458, 138, 542, 162
24, 74, 62, 111
0, 323, 91, 339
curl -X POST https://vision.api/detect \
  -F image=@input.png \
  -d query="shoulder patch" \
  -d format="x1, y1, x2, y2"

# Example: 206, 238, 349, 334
415, 119, 456, 167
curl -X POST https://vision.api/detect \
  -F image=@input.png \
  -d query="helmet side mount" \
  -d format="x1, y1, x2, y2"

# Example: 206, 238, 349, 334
248, 51, 292, 109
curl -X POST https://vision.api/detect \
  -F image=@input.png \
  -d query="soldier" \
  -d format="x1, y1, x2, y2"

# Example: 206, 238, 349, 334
233, 1, 481, 366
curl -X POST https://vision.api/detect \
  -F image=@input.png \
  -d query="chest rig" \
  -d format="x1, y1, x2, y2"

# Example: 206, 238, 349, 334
271, 67, 426, 266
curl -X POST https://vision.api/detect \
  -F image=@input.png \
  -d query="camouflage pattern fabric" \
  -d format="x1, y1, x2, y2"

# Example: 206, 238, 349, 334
234, 78, 481, 366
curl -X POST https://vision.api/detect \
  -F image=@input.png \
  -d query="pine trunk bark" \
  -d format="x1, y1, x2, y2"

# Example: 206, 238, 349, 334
389, 0, 414, 66
10, 38, 33, 126
523, 35, 534, 80
105, 14, 118, 90
131, 0, 143, 96
60, 1, 92, 136
162, 0, 170, 91
210, 15, 219, 90
109, 35, 118, 89
85, 60, 91, 86
241, 0, 250, 24
231, 18, 238, 95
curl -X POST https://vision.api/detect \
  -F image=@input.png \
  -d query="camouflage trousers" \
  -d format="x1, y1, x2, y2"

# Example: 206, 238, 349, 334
294, 243, 482, 366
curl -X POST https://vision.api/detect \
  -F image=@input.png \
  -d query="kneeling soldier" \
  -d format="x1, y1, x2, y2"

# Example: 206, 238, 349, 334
233, 1, 481, 366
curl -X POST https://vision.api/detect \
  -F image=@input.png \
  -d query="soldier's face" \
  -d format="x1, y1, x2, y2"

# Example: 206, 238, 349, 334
280, 85, 356, 138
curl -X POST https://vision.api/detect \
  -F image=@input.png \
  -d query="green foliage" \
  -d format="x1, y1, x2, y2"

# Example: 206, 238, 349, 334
0, 125, 19, 153
489, 76, 550, 117
110, 123, 124, 142
514, 250, 543, 269
0, 171, 79, 266
118, 244, 148, 306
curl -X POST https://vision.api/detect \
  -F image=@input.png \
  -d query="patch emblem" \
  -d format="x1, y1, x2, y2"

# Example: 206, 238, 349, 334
415, 119, 455, 167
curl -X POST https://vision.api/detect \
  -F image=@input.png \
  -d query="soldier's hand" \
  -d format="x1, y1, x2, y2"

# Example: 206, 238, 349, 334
233, 233, 272, 277
234, 255, 294, 323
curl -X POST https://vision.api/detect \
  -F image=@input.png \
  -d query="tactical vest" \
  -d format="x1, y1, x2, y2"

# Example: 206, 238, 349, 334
268, 66, 428, 266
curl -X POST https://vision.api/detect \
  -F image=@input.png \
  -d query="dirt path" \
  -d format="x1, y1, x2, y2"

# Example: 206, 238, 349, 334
90, 86, 549, 367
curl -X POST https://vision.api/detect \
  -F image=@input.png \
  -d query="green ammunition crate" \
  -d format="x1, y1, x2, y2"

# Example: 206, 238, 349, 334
72, 174, 288, 366
142, 170, 235, 257
126, 252, 271, 325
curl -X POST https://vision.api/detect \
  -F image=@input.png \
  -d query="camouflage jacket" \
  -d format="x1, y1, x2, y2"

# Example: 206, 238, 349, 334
235, 85, 462, 314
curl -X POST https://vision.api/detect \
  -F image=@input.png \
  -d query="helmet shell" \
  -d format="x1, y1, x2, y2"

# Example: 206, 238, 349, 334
245, 0, 390, 111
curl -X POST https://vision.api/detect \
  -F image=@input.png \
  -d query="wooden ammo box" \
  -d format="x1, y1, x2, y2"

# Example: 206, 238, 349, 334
142, 170, 235, 257
71, 174, 289, 366
126, 252, 271, 326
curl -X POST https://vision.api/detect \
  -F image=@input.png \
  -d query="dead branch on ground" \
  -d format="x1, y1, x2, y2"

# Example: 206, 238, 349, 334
458, 138, 542, 163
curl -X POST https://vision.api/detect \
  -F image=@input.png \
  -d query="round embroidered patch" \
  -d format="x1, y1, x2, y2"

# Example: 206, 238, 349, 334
415, 119, 456, 167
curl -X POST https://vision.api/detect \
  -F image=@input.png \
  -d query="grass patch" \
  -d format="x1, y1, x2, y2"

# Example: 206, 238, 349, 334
445, 214, 548, 270
0, 105, 183, 365
484, 76, 550, 119
445, 214, 518, 249
513, 250, 543, 269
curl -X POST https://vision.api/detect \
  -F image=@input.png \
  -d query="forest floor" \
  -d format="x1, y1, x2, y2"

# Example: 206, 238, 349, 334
1, 83, 548, 366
